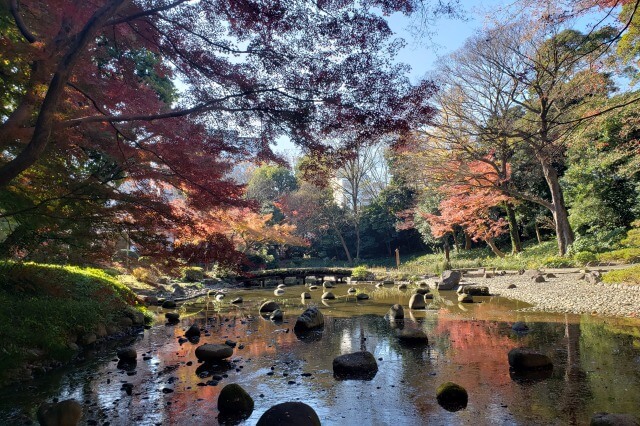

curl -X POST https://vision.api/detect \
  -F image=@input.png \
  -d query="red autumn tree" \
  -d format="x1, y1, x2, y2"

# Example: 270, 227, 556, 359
0, 0, 439, 186
418, 160, 514, 258
0, 0, 445, 264
173, 206, 308, 270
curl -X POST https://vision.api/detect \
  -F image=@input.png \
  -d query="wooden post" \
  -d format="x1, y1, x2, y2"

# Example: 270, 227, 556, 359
395, 248, 400, 269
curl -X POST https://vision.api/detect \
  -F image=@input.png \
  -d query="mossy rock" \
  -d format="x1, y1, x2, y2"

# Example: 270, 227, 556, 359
436, 381, 468, 412
218, 383, 254, 416
162, 300, 177, 309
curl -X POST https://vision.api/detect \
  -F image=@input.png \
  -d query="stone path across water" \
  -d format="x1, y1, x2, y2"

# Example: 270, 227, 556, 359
471, 270, 640, 318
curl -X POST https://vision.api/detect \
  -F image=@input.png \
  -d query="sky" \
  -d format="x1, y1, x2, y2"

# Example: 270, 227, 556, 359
385, 0, 510, 82
271, 0, 510, 157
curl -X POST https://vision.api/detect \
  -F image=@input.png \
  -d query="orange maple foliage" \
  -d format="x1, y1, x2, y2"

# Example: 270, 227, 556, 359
419, 159, 514, 253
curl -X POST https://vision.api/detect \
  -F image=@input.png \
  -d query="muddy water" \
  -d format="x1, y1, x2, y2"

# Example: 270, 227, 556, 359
2, 283, 640, 425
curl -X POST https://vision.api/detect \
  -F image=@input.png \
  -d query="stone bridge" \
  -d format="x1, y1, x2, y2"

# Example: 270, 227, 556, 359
237, 267, 352, 287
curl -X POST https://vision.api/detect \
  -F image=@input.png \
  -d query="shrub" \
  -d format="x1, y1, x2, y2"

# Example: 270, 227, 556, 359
598, 248, 640, 263
573, 251, 597, 265
621, 220, 640, 247
181, 266, 204, 282
541, 256, 575, 268
351, 266, 373, 281
567, 228, 627, 256
132, 267, 157, 284
602, 265, 640, 285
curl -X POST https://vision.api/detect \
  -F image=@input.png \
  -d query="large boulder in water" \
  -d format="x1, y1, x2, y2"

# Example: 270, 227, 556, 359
333, 351, 378, 379
458, 285, 490, 296
294, 307, 324, 331
437, 270, 461, 290
165, 312, 180, 323
37, 399, 83, 426
116, 347, 137, 362
195, 343, 233, 362
408, 293, 425, 309
436, 382, 468, 412
387, 304, 404, 320
218, 383, 254, 417
508, 348, 553, 370
185, 324, 201, 339
259, 300, 281, 314
162, 300, 177, 309
321, 291, 335, 300
256, 402, 321, 426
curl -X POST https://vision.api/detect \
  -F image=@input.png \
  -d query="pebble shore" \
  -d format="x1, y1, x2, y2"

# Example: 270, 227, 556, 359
469, 271, 640, 318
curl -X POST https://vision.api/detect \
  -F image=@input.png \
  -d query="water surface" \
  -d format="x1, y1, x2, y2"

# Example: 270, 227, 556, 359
2, 283, 639, 425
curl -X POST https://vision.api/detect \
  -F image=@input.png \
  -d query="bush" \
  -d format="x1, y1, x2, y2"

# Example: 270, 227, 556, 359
132, 267, 157, 284
598, 248, 640, 264
573, 251, 597, 265
541, 256, 576, 268
621, 220, 640, 247
567, 229, 627, 255
181, 266, 204, 282
351, 266, 373, 281
602, 265, 640, 285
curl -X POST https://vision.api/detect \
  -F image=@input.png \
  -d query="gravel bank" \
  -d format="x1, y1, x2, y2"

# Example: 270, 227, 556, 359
462, 270, 640, 318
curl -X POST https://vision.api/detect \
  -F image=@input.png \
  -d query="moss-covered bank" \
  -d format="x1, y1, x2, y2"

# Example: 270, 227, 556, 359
0, 262, 149, 385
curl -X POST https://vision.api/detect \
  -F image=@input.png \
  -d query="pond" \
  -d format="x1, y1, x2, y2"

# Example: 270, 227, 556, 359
2, 282, 640, 425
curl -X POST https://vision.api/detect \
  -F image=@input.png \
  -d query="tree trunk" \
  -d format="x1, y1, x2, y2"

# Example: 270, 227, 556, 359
354, 219, 361, 262
333, 225, 353, 264
464, 231, 472, 250
535, 221, 542, 244
540, 161, 574, 255
504, 202, 522, 254
485, 237, 505, 258
452, 230, 460, 252
443, 237, 450, 263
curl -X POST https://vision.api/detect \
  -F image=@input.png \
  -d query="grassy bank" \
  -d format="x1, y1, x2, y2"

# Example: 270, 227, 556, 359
285, 241, 562, 276
0, 262, 148, 385
289, 240, 639, 276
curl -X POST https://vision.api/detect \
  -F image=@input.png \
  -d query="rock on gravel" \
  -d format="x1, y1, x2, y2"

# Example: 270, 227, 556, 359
469, 270, 640, 318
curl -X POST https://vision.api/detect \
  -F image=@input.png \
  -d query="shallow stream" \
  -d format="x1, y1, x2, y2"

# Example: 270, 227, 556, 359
1, 283, 639, 425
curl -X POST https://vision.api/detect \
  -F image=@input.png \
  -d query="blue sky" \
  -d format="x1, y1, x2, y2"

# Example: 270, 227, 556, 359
385, 0, 509, 81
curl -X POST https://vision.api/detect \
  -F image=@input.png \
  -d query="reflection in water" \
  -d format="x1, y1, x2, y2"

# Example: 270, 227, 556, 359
0, 283, 639, 425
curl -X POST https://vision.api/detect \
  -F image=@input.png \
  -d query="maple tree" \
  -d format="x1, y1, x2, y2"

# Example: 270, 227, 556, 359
0, 0, 445, 264
0, 0, 439, 185
419, 161, 513, 258
173, 207, 307, 269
